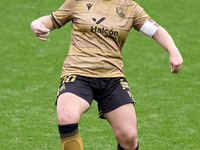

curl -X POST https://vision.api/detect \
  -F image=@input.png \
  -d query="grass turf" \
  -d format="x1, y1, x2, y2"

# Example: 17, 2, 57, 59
0, 0, 199, 149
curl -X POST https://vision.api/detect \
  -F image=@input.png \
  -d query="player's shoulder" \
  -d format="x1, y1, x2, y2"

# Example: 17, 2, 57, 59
71, 0, 99, 2
72, 0, 135, 4
111, 0, 137, 7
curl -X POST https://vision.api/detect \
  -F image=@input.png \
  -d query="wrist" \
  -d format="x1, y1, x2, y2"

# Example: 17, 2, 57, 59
167, 46, 179, 54
33, 19, 41, 24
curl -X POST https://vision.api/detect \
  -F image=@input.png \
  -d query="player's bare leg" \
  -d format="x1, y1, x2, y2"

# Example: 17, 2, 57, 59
104, 103, 139, 150
57, 93, 90, 150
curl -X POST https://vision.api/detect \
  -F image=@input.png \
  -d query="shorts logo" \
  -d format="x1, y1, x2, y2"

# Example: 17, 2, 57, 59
116, 5, 125, 18
59, 84, 66, 93
120, 79, 129, 90
120, 79, 132, 98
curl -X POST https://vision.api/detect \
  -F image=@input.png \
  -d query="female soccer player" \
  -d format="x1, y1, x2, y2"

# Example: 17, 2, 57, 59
31, 0, 183, 149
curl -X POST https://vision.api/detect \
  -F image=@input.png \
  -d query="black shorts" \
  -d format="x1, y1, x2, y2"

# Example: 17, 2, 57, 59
56, 75, 135, 119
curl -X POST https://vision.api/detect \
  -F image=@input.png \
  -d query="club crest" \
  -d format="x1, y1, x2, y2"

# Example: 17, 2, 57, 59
116, 5, 125, 18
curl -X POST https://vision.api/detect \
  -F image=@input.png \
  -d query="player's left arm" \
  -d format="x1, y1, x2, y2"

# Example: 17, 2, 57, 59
153, 26, 183, 74
133, 2, 183, 74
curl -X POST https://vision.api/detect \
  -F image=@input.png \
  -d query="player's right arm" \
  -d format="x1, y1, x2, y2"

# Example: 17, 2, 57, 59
31, 0, 73, 41
31, 15, 55, 41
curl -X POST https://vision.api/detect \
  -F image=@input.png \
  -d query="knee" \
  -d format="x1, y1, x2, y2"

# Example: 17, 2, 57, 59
57, 109, 80, 125
115, 128, 137, 150
56, 93, 90, 125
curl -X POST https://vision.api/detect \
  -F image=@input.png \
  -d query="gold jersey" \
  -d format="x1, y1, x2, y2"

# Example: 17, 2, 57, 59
50, 0, 150, 78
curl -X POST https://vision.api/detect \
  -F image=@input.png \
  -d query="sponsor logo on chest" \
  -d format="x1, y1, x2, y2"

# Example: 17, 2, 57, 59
91, 17, 118, 37
85, 3, 126, 37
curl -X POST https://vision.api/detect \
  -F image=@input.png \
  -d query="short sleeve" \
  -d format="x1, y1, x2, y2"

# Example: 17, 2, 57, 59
132, 3, 150, 31
50, 0, 74, 29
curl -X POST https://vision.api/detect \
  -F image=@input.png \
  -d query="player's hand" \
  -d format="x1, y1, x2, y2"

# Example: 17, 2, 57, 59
31, 20, 50, 41
169, 51, 183, 74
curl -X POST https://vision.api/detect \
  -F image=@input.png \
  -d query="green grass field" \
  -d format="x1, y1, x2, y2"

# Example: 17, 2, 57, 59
0, 0, 199, 149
